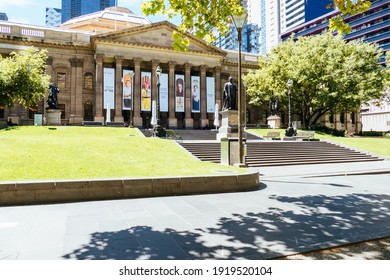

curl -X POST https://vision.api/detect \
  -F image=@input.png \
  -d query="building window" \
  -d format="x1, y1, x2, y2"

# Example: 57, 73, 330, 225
84, 72, 93, 89
57, 73, 66, 91
340, 112, 345, 124
351, 112, 356, 124
329, 112, 334, 123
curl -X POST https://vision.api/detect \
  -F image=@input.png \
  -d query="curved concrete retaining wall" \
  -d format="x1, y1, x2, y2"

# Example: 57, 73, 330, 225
0, 170, 259, 206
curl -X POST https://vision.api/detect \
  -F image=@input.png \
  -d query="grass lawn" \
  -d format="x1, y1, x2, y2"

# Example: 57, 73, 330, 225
0, 126, 243, 182
248, 128, 390, 157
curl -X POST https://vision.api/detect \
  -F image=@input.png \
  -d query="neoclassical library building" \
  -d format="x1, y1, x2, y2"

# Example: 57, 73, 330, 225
0, 7, 260, 129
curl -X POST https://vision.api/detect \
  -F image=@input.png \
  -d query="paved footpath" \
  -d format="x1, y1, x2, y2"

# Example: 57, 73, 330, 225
1, 161, 390, 260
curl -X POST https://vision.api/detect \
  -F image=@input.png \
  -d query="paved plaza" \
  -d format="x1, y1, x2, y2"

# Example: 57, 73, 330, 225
1, 161, 390, 260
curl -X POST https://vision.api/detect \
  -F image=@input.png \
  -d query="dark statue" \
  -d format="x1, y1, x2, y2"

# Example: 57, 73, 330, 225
46, 83, 60, 109
223, 77, 237, 110
269, 96, 278, 115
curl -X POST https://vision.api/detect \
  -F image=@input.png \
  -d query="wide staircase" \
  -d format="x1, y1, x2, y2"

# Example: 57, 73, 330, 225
179, 141, 383, 167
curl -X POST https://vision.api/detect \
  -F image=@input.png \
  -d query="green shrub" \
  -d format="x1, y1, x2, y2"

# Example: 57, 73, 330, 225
311, 125, 346, 137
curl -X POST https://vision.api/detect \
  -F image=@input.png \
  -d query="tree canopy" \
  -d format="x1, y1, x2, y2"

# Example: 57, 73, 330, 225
141, 1, 373, 50
328, 0, 372, 34
0, 47, 50, 108
243, 32, 388, 128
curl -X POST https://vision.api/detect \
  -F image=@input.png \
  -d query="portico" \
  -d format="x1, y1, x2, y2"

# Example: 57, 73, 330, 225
91, 21, 226, 128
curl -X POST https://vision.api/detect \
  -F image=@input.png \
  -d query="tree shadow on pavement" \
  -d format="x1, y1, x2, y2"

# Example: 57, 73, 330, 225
62, 193, 390, 260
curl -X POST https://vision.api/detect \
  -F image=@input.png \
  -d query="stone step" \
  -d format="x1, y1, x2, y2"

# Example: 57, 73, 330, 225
179, 140, 383, 167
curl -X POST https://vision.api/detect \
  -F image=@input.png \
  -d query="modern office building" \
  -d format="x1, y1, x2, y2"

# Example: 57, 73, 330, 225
281, 0, 390, 62
214, 0, 260, 53
0, 12, 8, 21
46, 7, 62, 27
259, 0, 331, 55
61, 0, 116, 23
0, 7, 259, 128
281, 0, 331, 32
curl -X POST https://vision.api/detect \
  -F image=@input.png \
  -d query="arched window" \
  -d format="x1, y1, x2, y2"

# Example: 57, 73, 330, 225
84, 101, 93, 121
84, 73, 93, 90
350, 112, 356, 124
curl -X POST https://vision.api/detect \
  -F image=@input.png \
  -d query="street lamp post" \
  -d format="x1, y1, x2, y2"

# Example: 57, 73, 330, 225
154, 65, 163, 137
231, 11, 248, 167
285, 79, 295, 137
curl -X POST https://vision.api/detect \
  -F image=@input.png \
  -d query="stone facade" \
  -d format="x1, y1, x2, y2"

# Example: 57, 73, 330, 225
0, 16, 259, 128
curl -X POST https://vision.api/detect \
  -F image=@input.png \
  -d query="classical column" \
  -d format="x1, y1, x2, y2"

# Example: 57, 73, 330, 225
69, 57, 84, 124
184, 63, 193, 128
94, 54, 104, 122
168, 61, 177, 128
200, 65, 208, 127
151, 59, 160, 112
114, 56, 124, 123
133, 58, 143, 126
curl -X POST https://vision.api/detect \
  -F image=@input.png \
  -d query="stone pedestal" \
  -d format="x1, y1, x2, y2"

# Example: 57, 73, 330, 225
46, 109, 62, 125
217, 109, 238, 141
267, 115, 281, 129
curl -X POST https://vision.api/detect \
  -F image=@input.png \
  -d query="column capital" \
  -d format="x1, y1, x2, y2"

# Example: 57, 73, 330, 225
133, 57, 143, 66
95, 54, 105, 64
184, 63, 192, 72
200, 65, 207, 71
151, 59, 160, 68
168, 61, 177, 68
214, 66, 221, 73
115, 56, 124, 64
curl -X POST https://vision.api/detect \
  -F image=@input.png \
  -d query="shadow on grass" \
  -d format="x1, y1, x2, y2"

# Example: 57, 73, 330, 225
1, 126, 20, 132
62, 192, 390, 260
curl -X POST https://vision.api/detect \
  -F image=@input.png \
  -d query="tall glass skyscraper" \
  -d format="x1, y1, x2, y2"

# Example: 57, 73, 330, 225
61, 0, 116, 23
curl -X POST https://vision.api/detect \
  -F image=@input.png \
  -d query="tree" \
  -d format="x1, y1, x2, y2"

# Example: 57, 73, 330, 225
141, 1, 372, 50
0, 47, 50, 108
329, 0, 372, 34
243, 32, 388, 128
142, 0, 244, 51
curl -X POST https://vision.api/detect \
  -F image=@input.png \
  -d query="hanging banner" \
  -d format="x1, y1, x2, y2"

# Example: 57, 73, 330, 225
191, 76, 200, 113
159, 73, 169, 112
207, 77, 215, 113
141, 72, 152, 111
122, 70, 134, 110
175, 74, 185, 112
103, 68, 115, 109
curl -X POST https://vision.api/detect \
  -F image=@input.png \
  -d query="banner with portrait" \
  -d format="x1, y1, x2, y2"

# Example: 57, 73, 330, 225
175, 74, 185, 112
122, 70, 134, 110
206, 77, 215, 113
103, 68, 115, 109
191, 76, 200, 113
159, 73, 169, 112
141, 72, 152, 111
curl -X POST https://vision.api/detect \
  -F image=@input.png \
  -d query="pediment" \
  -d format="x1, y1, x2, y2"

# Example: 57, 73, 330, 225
92, 21, 226, 56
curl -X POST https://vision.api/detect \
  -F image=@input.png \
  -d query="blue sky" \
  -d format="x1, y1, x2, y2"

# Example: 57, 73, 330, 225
0, 0, 177, 27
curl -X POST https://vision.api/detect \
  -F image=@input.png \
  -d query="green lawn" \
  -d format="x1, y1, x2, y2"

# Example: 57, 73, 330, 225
248, 128, 390, 157
0, 126, 243, 182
